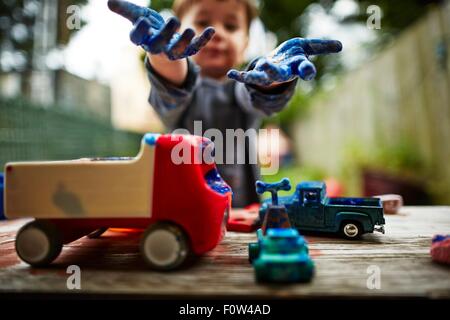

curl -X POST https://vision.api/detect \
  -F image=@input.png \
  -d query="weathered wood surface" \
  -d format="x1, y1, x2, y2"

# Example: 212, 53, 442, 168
0, 206, 449, 298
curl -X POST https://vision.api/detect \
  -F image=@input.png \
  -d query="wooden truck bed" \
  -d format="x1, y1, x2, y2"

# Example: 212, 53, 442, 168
4, 142, 155, 219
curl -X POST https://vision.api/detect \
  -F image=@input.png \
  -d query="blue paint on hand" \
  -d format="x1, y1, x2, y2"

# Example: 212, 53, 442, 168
108, 0, 215, 60
228, 38, 343, 86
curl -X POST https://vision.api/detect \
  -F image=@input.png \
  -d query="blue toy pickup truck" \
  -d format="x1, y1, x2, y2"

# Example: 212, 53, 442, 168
259, 181, 385, 239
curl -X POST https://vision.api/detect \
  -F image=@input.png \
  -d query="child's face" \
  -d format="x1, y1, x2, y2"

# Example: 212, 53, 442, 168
180, 0, 249, 79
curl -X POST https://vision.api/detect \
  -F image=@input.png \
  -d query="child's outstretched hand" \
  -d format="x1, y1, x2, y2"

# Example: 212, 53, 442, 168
108, 0, 215, 60
227, 38, 342, 87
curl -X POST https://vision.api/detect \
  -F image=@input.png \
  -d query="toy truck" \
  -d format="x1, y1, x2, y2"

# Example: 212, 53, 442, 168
3, 133, 231, 270
259, 181, 385, 239
249, 179, 315, 283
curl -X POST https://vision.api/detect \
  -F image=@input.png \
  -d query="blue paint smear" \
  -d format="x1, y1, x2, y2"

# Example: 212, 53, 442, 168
205, 168, 231, 194
432, 234, 450, 243
144, 133, 161, 146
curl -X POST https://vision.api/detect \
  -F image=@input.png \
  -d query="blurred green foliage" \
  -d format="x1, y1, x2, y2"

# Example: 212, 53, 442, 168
0, 96, 141, 167
148, 0, 440, 131
149, 0, 442, 41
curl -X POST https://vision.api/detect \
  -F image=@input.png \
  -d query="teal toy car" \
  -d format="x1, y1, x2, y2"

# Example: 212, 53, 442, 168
249, 179, 315, 283
249, 228, 314, 283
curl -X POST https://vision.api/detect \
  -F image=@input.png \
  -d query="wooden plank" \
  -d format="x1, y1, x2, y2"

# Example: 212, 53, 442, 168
0, 206, 449, 298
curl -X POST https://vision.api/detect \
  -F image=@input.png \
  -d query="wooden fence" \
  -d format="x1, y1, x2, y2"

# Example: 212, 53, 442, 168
293, 2, 450, 203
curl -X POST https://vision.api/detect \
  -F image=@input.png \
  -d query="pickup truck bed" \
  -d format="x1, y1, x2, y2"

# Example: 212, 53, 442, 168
327, 197, 381, 207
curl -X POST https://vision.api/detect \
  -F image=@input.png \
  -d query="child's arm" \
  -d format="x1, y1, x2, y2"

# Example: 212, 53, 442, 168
145, 56, 200, 129
148, 54, 188, 87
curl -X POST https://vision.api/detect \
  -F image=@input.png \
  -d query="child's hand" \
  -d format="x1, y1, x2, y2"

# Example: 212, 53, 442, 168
227, 38, 342, 87
108, 0, 215, 60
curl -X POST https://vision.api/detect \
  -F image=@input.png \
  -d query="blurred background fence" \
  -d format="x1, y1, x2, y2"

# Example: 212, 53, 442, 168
292, 2, 450, 204
0, 96, 141, 168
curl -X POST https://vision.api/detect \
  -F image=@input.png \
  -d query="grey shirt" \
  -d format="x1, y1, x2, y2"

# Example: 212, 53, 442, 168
145, 57, 297, 207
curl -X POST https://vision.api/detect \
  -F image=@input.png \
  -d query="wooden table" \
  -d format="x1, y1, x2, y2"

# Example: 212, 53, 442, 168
0, 206, 449, 299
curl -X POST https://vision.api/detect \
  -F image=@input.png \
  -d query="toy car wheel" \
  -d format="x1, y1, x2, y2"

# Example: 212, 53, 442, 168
340, 221, 362, 239
140, 223, 190, 271
248, 242, 260, 263
87, 227, 108, 239
15, 220, 62, 266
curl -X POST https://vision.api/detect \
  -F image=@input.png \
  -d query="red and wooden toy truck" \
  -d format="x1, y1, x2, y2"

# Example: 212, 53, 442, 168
4, 133, 231, 270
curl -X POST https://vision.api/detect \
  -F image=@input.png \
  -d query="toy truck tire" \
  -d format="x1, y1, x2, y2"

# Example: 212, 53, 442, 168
87, 227, 108, 239
248, 242, 260, 263
340, 221, 362, 239
15, 220, 63, 266
140, 222, 190, 271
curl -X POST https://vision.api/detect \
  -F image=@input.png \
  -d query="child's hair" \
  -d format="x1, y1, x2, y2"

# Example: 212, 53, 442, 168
173, 0, 258, 31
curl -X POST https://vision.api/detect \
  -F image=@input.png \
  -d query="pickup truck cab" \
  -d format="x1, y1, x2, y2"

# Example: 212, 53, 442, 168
259, 181, 385, 239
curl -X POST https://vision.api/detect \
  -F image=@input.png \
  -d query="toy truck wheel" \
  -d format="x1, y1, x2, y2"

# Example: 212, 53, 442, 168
340, 221, 362, 239
87, 227, 108, 239
248, 242, 260, 263
140, 223, 190, 271
15, 220, 62, 266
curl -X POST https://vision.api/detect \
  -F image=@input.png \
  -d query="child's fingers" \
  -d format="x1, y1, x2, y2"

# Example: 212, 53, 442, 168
297, 60, 317, 81
147, 17, 180, 54
257, 60, 290, 82
300, 39, 343, 56
185, 27, 215, 55
227, 70, 245, 83
227, 69, 273, 86
166, 28, 196, 60
108, 0, 164, 28
130, 17, 153, 46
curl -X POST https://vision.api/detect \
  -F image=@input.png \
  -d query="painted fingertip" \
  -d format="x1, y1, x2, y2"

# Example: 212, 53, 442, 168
130, 17, 151, 45
165, 16, 181, 30
108, 0, 149, 24
328, 40, 343, 53
298, 60, 316, 81
202, 27, 215, 39
183, 28, 196, 38
227, 70, 241, 80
